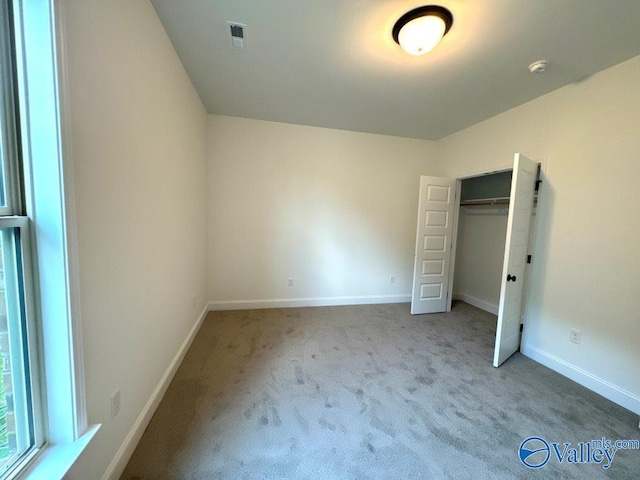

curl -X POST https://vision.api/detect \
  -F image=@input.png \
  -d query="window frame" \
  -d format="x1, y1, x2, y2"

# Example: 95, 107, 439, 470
0, 0, 44, 475
3, 0, 98, 478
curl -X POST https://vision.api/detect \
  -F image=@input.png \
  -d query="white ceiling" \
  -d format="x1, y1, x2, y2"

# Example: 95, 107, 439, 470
150, 0, 640, 140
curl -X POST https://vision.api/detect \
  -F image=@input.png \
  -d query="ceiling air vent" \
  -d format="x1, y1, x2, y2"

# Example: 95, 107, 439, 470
226, 22, 247, 50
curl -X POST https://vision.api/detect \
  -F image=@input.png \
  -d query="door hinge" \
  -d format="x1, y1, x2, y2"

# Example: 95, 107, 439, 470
535, 180, 542, 191
527, 255, 532, 264
520, 324, 524, 332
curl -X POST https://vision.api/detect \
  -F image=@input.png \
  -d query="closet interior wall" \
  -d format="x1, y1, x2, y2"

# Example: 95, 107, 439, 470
453, 171, 512, 315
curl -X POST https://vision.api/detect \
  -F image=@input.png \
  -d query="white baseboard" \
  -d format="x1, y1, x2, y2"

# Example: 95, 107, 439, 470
208, 294, 411, 311
102, 304, 210, 480
453, 293, 498, 315
521, 343, 640, 416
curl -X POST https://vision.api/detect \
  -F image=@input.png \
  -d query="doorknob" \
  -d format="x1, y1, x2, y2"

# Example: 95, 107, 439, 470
507, 274, 517, 282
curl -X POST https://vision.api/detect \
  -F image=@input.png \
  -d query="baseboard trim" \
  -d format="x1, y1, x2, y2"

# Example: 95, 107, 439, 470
521, 343, 640, 416
453, 293, 498, 315
208, 294, 411, 311
101, 304, 210, 480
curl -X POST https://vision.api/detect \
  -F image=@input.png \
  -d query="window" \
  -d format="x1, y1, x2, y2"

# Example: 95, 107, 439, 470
0, 0, 97, 478
0, 0, 43, 477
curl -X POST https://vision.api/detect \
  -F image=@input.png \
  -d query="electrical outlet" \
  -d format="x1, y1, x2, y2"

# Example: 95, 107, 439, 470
570, 328, 581, 345
389, 275, 396, 284
111, 389, 121, 418
287, 278, 294, 287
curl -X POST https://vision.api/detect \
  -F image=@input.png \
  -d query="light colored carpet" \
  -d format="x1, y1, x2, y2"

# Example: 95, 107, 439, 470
121, 302, 639, 479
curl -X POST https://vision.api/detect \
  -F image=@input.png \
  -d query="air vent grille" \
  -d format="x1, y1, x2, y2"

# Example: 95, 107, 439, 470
226, 22, 247, 50
230, 24, 243, 39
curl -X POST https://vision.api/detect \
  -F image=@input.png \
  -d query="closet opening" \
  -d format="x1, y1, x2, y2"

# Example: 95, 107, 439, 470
453, 165, 540, 334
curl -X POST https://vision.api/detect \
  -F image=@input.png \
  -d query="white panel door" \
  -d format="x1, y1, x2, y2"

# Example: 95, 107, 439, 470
411, 176, 458, 314
493, 153, 538, 367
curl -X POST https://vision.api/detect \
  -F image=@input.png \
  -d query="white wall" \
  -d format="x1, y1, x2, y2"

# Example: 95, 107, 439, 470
453, 207, 508, 314
61, 1, 208, 478
438, 55, 640, 414
208, 115, 437, 307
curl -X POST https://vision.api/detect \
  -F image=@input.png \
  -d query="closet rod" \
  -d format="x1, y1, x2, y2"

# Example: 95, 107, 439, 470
460, 196, 509, 207
460, 197, 538, 207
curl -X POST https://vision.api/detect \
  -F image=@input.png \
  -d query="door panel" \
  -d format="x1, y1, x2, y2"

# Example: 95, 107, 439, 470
493, 153, 538, 366
411, 176, 459, 314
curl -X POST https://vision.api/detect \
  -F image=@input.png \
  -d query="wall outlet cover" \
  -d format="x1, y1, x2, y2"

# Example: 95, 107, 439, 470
111, 389, 121, 418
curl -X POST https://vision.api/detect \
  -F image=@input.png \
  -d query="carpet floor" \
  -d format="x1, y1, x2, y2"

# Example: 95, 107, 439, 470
120, 301, 639, 479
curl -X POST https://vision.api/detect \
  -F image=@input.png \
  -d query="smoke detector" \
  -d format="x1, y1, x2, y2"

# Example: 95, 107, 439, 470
528, 60, 548, 74
226, 21, 247, 50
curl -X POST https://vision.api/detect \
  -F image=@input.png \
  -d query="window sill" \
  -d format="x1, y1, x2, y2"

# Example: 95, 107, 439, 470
18, 424, 101, 480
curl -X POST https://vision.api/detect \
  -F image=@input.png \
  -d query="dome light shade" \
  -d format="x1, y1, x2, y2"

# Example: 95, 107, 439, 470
393, 6, 453, 56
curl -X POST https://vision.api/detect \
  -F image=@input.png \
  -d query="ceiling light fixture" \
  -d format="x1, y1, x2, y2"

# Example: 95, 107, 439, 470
392, 5, 453, 56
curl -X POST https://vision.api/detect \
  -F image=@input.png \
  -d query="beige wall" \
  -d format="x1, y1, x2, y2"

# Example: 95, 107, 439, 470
207, 115, 437, 306
453, 207, 508, 313
62, 1, 208, 478
438, 55, 640, 413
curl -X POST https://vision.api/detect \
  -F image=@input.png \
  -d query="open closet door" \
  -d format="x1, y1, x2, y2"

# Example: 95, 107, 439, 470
493, 153, 537, 367
411, 176, 459, 314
